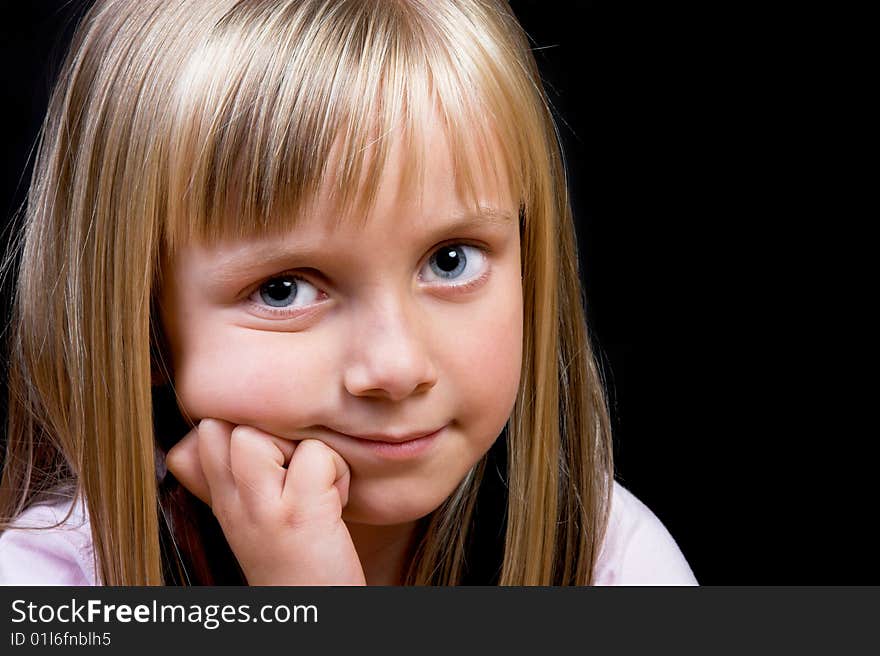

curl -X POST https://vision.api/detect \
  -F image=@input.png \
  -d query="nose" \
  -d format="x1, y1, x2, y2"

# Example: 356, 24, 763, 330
343, 292, 438, 402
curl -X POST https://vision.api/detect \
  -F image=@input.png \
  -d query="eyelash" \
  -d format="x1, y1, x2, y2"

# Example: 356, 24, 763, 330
244, 242, 492, 320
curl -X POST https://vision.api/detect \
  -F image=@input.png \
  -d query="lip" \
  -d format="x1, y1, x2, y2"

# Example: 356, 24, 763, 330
333, 425, 447, 460
335, 427, 446, 444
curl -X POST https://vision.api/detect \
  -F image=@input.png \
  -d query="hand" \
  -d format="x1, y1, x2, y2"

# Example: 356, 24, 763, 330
165, 419, 366, 586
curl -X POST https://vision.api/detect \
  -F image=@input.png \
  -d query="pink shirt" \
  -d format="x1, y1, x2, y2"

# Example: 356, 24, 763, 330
0, 492, 99, 585
0, 481, 696, 586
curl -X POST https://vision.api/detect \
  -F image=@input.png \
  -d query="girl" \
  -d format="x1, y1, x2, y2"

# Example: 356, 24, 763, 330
0, 0, 696, 585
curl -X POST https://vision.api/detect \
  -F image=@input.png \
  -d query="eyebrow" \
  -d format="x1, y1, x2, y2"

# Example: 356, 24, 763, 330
206, 208, 516, 283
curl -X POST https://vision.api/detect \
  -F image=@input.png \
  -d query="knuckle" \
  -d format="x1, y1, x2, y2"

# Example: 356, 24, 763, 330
230, 425, 257, 442
298, 438, 330, 458
199, 418, 230, 437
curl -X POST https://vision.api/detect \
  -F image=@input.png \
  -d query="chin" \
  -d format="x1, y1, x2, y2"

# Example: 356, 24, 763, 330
341, 483, 451, 526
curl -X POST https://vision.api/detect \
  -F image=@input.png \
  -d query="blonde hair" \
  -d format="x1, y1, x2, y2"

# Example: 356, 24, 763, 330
1, 0, 613, 585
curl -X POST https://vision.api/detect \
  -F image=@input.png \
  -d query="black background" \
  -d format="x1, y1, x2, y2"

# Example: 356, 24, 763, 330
0, 2, 863, 584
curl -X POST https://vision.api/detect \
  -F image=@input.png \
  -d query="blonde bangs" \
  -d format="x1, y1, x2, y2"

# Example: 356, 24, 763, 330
161, 0, 542, 252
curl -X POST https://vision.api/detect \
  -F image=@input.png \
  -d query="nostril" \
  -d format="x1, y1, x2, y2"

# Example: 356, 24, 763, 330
347, 380, 428, 403
412, 380, 436, 396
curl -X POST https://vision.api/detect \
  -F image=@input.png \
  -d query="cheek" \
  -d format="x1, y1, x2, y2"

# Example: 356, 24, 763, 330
446, 281, 523, 432
171, 328, 330, 428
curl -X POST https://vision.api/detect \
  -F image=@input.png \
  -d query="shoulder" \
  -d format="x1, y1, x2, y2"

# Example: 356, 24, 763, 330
593, 480, 698, 586
0, 492, 100, 586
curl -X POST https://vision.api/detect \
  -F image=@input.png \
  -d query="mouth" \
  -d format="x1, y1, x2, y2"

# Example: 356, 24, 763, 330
319, 425, 448, 460
332, 426, 446, 444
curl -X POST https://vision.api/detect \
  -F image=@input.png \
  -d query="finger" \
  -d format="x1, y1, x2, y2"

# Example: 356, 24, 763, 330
165, 425, 211, 504
264, 431, 297, 465
196, 418, 238, 508
228, 425, 297, 513
281, 439, 352, 516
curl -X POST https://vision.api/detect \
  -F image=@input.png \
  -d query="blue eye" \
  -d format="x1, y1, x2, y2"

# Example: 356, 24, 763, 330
429, 246, 466, 278
260, 277, 296, 306
422, 244, 487, 285
253, 275, 321, 309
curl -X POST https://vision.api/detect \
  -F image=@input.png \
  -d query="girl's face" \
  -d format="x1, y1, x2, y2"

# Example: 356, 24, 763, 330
159, 122, 523, 526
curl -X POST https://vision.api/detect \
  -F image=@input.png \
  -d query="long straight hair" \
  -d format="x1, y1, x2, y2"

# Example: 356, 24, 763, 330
1, 0, 613, 585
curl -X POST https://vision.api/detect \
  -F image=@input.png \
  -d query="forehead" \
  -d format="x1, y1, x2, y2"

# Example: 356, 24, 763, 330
175, 107, 517, 253
310, 112, 516, 227
176, 125, 518, 273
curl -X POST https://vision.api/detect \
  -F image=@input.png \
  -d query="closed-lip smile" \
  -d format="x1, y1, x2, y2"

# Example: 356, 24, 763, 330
334, 426, 446, 444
